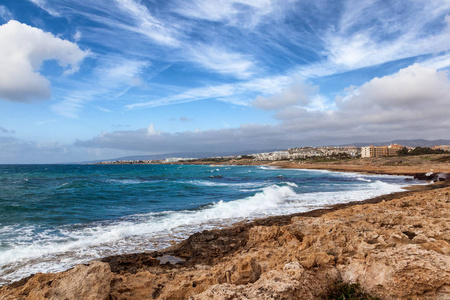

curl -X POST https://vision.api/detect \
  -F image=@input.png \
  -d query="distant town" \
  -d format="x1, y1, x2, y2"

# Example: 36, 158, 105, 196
97, 144, 450, 165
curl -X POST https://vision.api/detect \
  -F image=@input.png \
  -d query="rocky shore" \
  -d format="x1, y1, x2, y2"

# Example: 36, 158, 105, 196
1, 161, 450, 299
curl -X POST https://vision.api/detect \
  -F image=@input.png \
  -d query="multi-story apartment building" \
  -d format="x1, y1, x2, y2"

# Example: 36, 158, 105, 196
361, 144, 403, 158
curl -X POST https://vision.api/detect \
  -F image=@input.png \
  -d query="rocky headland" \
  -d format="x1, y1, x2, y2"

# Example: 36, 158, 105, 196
1, 157, 450, 299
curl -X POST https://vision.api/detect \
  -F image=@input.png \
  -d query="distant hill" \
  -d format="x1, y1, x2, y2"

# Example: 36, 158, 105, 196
84, 148, 284, 164
345, 139, 450, 148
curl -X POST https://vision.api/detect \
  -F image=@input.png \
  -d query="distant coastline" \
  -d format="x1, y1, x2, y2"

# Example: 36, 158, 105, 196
96, 153, 450, 176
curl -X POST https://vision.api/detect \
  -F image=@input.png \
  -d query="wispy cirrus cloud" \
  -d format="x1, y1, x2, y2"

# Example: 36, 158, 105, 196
324, 0, 450, 70
27, 0, 258, 77
172, 0, 281, 29
18, 0, 450, 121
28, 0, 61, 17
112, 0, 179, 46
187, 44, 256, 78
28, 0, 179, 47
420, 51, 450, 70
0, 5, 13, 21
125, 74, 292, 110
51, 57, 150, 118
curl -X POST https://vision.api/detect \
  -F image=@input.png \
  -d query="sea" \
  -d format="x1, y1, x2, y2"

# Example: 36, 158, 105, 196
0, 164, 420, 285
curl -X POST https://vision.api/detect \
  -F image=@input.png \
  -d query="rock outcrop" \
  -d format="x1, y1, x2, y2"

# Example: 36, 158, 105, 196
0, 261, 112, 300
414, 172, 450, 182
1, 183, 449, 299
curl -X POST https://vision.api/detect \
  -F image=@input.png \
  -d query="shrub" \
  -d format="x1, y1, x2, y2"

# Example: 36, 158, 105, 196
325, 280, 380, 300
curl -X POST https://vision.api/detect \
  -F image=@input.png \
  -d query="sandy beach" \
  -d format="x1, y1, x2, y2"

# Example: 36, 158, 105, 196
1, 155, 450, 299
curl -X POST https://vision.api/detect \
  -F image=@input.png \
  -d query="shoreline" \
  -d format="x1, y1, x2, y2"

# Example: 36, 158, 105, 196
101, 180, 449, 272
97, 154, 450, 175
1, 162, 450, 299
0, 167, 421, 285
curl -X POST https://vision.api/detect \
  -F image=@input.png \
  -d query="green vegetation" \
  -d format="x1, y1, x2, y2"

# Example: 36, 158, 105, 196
432, 155, 450, 163
297, 153, 354, 163
398, 147, 449, 156
326, 280, 381, 300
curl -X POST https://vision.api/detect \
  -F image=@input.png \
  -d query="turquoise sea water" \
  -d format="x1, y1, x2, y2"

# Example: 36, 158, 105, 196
0, 164, 417, 285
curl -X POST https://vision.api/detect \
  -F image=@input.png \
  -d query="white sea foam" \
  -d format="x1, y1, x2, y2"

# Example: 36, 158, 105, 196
186, 180, 264, 188
258, 166, 280, 170
356, 177, 371, 182
0, 173, 413, 285
0, 185, 296, 283
107, 179, 163, 185
286, 180, 405, 210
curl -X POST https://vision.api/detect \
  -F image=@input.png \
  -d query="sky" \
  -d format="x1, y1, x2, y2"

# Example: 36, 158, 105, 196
0, 0, 449, 163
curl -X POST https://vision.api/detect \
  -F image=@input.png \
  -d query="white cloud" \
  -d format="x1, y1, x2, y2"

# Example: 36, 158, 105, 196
187, 44, 256, 78
73, 30, 82, 42
29, 0, 60, 17
113, 0, 179, 46
252, 81, 317, 110
278, 64, 450, 137
28, 0, 180, 49
0, 5, 13, 21
173, 0, 280, 29
51, 97, 84, 119
421, 52, 450, 70
125, 74, 292, 110
324, 1, 450, 70
80, 64, 450, 154
75, 123, 287, 153
341, 65, 450, 131
0, 20, 88, 102
126, 84, 235, 110
50, 57, 149, 118
147, 123, 160, 136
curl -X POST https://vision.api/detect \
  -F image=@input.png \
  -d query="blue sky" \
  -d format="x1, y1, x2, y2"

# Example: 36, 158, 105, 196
0, 0, 449, 163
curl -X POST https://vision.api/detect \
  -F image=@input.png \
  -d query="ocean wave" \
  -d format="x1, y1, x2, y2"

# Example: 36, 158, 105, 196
0, 185, 297, 284
106, 179, 164, 185
287, 180, 405, 209
356, 177, 371, 182
258, 166, 280, 170
0, 166, 415, 285
186, 180, 265, 188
